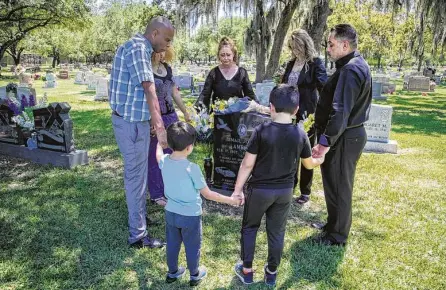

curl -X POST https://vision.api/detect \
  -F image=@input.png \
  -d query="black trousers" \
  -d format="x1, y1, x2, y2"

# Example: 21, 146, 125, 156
320, 126, 367, 243
240, 187, 293, 269
296, 131, 317, 195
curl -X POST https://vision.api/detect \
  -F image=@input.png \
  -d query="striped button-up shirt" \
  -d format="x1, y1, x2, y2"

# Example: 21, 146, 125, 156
109, 33, 154, 122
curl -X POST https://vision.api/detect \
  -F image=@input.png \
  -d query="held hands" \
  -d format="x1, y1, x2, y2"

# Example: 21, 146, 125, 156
312, 144, 329, 159
230, 190, 245, 207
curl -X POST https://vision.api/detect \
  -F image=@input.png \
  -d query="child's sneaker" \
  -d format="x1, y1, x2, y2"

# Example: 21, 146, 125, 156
264, 265, 277, 286
166, 266, 186, 283
189, 267, 207, 287
234, 262, 254, 285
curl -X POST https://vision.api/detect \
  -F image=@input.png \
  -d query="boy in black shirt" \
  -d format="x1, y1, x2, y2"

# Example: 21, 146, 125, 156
232, 84, 324, 286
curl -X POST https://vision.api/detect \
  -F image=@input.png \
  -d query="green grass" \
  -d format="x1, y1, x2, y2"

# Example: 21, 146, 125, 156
1, 71, 446, 289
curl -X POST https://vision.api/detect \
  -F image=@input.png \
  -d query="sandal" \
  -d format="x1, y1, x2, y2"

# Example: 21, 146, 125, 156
151, 197, 167, 207
296, 194, 310, 204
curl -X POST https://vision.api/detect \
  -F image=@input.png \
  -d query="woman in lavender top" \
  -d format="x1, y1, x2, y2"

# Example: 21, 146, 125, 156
148, 47, 191, 206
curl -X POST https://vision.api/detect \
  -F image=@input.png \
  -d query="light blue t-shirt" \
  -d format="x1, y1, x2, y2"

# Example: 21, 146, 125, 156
159, 154, 207, 216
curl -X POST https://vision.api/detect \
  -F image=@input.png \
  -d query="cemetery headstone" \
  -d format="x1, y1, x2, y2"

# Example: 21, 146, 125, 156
174, 74, 194, 90
44, 72, 56, 88
87, 74, 99, 90
94, 77, 109, 101
407, 76, 431, 91
0, 104, 26, 145
33, 103, 74, 152
0, 102, 89, 168
74, 71, 84, 84
255, 82, 275, 106
363, 104, 398, 154
196, 82, 205, 95
372, 82, 385, 100
212, 112, 270, 193
59, 70, 69, 79
373, 74, 390, 83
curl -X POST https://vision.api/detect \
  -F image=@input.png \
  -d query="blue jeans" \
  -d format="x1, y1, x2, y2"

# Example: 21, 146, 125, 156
112, 114, 150, 244
165, 211, 202, 275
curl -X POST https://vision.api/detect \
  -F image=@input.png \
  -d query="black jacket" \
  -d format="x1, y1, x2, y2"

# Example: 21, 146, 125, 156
316, 51, 372, 147
281, 57, 327, 120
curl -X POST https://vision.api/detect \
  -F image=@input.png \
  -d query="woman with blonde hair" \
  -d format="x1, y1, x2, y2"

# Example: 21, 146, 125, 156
147, 45, 191, 206
281, 29, 328, 204
196, 36, 257, 112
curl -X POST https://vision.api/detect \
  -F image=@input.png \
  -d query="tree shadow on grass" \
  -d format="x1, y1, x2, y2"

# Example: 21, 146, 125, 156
391, 109, 445, 136
80, 90, 96, 95
0, 162, 167, 289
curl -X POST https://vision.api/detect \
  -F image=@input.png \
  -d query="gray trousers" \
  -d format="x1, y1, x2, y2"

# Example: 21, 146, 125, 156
112, 114, 150, 244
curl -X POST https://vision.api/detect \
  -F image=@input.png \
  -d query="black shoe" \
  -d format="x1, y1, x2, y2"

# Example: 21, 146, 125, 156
310, 222, 326, 231
129, 236, 166, 249
312, 235, 346, 247
145, 215, 161, 226
296, 194, 310, 204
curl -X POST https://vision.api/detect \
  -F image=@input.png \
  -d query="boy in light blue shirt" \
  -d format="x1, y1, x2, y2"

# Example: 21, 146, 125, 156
156, 121, 241, 286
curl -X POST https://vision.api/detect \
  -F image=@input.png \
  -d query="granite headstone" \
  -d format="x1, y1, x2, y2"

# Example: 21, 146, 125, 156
363, 104, 397, 153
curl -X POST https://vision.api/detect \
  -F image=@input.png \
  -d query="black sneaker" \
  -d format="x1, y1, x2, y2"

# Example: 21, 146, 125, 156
264, 265, 277, 286
234, 262, 254, 285
189, 267, 207, 287
129, 236, 166, 249
296, 194, 310, 204
166, 266, 186, 283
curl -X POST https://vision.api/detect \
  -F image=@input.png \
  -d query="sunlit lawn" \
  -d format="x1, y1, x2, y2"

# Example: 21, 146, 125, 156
1, 70, 445, 289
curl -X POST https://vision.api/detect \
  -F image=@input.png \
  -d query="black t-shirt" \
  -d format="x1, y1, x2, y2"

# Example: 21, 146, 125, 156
246, 122, 312, 189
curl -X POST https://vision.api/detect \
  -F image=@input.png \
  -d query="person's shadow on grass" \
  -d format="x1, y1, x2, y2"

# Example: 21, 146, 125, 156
278, 236, 346, 289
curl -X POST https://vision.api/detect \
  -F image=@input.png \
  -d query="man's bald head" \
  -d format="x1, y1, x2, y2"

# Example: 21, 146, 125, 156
145, 16, 174, 34
144, 16, 175, 53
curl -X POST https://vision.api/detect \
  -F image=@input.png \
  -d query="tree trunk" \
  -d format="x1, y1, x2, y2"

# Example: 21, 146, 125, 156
398, 50, 404, 71
302, 0, 332, 53
377, 54, 381, 69
264, 0, 302, 80
323, 39, 329, 68
416, 13, 425, 72
253, 0, 267, 83
6, 42, 24, 65
417, 47, 424, 72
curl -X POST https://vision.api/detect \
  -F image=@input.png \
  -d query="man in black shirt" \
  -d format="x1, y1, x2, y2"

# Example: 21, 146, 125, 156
312, 24, 372, 246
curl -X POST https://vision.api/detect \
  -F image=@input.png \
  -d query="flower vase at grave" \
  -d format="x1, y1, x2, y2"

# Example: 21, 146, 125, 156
203, 157, 213, 185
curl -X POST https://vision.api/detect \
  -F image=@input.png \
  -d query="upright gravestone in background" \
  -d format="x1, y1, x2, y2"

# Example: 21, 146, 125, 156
255, 82, 275, 106
372, 82, 385, 100
74, 71, 84, 84
44, 72, 56, 88
94, 78, 109, 101
212, 112, 270, 193
174, 74, 193, 91
363, 104, 398, 154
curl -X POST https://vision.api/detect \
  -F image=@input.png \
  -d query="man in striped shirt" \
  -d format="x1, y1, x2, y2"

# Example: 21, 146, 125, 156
109, 16, 174, 249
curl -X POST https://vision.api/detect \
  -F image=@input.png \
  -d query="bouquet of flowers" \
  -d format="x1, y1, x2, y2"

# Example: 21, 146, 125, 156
3, 83, 48, 129
190, 106, 213, 143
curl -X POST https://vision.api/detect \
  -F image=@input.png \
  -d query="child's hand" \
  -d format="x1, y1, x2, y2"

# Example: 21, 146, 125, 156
231, 191, 245, 206
184, 111, 191, 123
